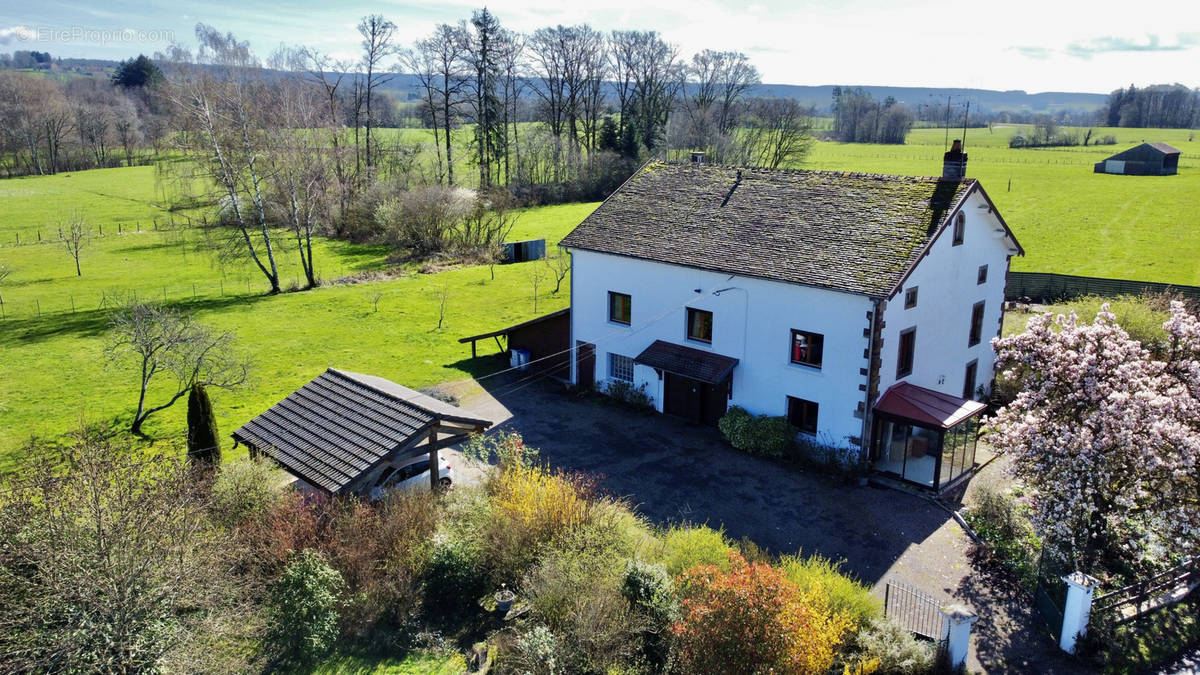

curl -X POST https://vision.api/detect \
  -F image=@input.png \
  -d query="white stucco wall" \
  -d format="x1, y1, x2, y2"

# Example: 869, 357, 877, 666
569, 250, 874, 448
877, 188, 1017, 399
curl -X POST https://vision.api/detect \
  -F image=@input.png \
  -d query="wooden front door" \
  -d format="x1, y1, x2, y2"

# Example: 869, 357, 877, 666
702, 377, 730, 426
664, 372, 701, 423
575, 341, 595, 389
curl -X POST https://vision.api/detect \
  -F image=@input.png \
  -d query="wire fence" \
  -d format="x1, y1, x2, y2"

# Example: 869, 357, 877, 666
0, 214, 207, 249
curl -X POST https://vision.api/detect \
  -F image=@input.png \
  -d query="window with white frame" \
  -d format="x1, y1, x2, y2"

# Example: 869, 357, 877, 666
608, 353, 634, 382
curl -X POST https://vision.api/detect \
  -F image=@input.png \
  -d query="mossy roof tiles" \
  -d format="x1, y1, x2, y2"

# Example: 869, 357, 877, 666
560, 162, 976, 297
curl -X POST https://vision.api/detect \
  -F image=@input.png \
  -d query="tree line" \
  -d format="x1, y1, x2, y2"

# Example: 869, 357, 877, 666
1105, 83, 1200, 128
0, 54, 168, 176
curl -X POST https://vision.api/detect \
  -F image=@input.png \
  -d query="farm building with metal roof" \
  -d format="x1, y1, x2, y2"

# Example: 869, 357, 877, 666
1094, 142, 1181, 175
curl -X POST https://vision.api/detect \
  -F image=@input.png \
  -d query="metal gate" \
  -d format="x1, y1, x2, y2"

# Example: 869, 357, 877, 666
883, 580, 943, 640
1031, 547, 1068, 638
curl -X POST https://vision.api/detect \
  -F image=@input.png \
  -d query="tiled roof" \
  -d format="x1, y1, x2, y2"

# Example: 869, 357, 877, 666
232, 368, 489, 493
874, 381, 986, 429
634, 340, 739, 384
560, 162, 976, 297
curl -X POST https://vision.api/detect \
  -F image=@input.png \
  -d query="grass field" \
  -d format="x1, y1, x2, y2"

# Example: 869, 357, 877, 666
802, 125, 1200, 284
0, 167, 590, 469
0, 122, 1197, 468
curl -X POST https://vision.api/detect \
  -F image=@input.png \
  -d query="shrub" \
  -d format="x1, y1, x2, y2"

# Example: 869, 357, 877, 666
481, 463, 596, 582
209, 457, 280, 529
423, 534, 488, 620
417, 385, 460, 406
605, 379, 654, 408
506, 624, 564, 675
464, 430, 539, 471
523, 545, 643, 672
623, 559, 680, 670
779, 553, 881, 627
657, 525, 737, 576
672, 552, 853, 674
718, 406, 795, 458
266, 550, 344, 669
839, 616, 935, 675
964, 485, 1041, 588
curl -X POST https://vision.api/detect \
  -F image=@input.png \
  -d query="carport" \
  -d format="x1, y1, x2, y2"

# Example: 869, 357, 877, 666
232, 368, 490, 495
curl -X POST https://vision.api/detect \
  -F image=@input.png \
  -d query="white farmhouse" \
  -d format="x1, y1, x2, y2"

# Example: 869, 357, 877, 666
559, 148, 1023, 491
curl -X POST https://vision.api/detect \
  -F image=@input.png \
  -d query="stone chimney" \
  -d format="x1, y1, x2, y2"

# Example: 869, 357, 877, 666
942, 139, 967, 180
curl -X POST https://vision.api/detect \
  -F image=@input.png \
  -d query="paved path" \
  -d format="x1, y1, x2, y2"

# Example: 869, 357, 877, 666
442, 372, 1085, 673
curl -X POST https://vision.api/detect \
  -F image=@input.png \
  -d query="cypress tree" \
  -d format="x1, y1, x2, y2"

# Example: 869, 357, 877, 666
187, 384, 221, 467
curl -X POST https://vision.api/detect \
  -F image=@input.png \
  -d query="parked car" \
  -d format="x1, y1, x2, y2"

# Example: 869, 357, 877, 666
370, 456, 453, 500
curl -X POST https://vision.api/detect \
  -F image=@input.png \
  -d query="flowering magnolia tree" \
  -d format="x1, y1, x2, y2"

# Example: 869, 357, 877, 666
989, 302, 1200, 570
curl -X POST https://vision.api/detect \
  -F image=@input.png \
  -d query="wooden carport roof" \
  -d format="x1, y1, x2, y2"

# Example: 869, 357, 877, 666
231, 368, 490, 494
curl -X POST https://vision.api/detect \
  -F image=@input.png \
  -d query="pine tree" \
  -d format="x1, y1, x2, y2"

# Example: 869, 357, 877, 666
187, 384, 221, 467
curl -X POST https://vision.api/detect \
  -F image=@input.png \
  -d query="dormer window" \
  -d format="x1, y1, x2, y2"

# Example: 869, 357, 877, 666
952, 212, 966, 246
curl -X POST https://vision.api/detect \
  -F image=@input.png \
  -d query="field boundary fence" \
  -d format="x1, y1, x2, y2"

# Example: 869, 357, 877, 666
0, 214, 210, 249
1006, 271, 1200, 304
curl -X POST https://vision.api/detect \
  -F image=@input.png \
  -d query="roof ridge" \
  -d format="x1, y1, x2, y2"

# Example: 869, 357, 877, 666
655, 160, 973, 183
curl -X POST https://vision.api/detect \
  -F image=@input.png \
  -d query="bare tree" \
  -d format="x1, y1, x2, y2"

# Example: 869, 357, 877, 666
436, 286, 449, 329
745, 98, 814, 169
0, 428, 231, 672
59, 210, 89, 276
527, 263, 546, 313
302, 49, 355, 229
162, 26, 282, 293
609, 31, 681, 155
410, 24, 469, 186
357, 14, 398, 173
544, 250, 570, 293
105, 300, 249, 435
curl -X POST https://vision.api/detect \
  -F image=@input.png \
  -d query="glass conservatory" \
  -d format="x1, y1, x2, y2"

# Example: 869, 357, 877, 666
870, 382, 986, 491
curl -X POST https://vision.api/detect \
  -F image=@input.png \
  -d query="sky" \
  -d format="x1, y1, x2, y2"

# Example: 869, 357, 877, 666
2, 0, 1198, 93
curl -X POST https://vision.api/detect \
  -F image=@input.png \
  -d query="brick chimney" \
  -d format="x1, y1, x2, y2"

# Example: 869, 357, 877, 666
942, 139, 967, 180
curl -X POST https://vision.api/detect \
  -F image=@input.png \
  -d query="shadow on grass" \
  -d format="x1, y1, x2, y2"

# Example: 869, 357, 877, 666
322, 240, 395, 274
0, 292, 276, 343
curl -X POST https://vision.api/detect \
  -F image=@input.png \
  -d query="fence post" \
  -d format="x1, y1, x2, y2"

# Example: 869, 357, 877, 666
939, 604, 978, 671
1060, 571, 1100, 654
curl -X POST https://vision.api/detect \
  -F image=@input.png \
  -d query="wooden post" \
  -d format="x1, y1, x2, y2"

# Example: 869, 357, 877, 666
429, 426, 441, 492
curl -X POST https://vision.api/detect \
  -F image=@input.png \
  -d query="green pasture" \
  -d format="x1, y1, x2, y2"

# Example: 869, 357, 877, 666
0, 166, 593, 469
803, 125, 1200, 284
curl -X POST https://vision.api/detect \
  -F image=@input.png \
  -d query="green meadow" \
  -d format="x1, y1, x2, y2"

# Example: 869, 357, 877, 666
0, 123, 1197, 467
0, 166, 588, 469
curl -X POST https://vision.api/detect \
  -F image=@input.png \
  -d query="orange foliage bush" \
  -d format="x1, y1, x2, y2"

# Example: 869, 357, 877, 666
671, 552, 853, 675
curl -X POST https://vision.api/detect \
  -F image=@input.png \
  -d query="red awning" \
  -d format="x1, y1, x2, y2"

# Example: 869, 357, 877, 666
874, 381, 986, 430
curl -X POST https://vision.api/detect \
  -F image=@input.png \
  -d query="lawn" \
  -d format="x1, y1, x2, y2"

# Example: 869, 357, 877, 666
802, 125, 1200, 285
0, 166, 595, 469
313, 650, 467, 674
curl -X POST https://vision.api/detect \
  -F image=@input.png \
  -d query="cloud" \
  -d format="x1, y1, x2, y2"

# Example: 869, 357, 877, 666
0, 25, 34, 46
1011, 46, 1052, 60
1065, 34, 1198, 59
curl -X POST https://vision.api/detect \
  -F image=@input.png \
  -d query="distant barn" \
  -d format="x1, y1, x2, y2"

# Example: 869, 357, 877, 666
1094, 143, 1180, 176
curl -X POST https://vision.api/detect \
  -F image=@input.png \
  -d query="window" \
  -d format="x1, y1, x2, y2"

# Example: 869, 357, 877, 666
963, 360, 978, 400
608, 292, 631, 325
790, 329, 824, 368
897, 327, 916, 378
608, 353, 634, 382
977, 264, 988, 285
952, 212, 965, 245
686, 308, 713, 343
786, 396, 819, 435
968, 301, 985, 347
904, 287, 918, 309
